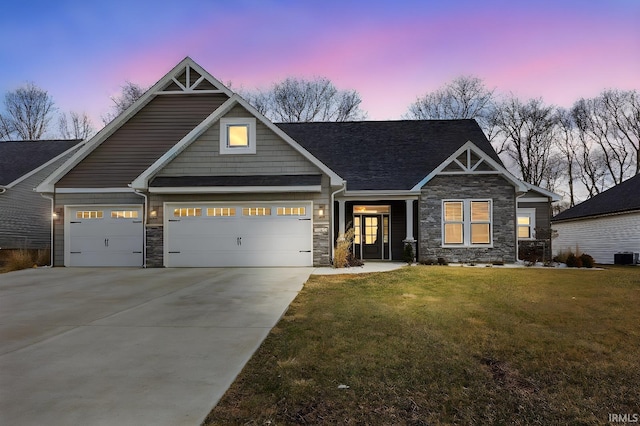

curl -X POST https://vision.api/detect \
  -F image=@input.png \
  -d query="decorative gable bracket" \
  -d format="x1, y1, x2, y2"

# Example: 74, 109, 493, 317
158, 62, 228, 94
411, 141, 528, 193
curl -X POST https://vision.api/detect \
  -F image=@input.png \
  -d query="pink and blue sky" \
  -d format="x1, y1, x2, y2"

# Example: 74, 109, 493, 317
1, 0, 638, 129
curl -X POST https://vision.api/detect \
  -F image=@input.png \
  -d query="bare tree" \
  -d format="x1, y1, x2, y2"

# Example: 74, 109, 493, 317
101, 81, 147, 125
244, 77, 366, 122
0, 82, 55, 140
556, 108, 579, 206
491, 96, 559, 188
59, 111, 94, 140
571, 89, 640, 188
406, 75, 497, 140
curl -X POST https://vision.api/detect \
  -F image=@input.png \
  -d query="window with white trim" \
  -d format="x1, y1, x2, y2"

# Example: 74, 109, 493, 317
111, 210, 139, 219
517, 208, 536, 239
277, 206, 306, 216
220, 117, 256, 154
442, 200, 492, 246
243, 207, 271, 216
207, 207, 235, 217
174, 208, 202, 217
76, 211, 103, 219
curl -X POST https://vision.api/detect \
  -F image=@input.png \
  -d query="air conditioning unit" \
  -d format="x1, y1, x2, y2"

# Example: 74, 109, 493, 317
614, 252, 639, 265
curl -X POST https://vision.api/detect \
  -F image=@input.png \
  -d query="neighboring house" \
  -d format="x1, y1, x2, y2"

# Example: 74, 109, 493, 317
0, 140, 82, 250
552, 174, 640, 264
36, 57, 557, 267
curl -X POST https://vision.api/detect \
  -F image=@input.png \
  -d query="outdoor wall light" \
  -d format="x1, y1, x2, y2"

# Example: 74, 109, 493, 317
150, 210, 158, 218
52, 212, 58, 219
318, 205, 326, 219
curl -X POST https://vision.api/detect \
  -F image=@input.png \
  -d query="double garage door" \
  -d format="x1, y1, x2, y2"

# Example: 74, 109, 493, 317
66, 206, 144, 267
65, 202, 313, 267
165, 202, 313, 267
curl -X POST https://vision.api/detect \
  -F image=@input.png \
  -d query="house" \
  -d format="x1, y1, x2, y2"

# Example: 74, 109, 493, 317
36, 57, 556, 267
0, 140, 82, 250
552, 174, 640, 264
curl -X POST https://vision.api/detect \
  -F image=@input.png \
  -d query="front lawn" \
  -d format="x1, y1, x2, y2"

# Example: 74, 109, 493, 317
204, 265, 640, 425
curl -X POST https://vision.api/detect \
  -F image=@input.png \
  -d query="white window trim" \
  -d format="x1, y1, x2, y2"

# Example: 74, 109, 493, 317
442, 199, 493, 247
517, 208, 536, 240
219, 117, 256, 154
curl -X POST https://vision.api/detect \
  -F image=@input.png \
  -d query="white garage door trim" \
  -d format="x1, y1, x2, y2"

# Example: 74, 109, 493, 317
64, 205, 144, 267
164, 201, 313, 267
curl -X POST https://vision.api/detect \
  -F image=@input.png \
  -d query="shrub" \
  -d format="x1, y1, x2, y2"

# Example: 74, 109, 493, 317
420, 258, 437, 265
4, 249, 37, 272
580, 253, 595, 268
333, 228, 355, 268
437, 257, 448, 266
403, 243, 414, 265
565, 253, 583, 268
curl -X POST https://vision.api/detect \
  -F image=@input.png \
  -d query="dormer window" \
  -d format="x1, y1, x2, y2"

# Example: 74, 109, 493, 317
220, 117, 256, 154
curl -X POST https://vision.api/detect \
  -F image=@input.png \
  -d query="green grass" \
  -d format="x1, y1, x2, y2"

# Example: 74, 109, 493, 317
204, 265, 640, 425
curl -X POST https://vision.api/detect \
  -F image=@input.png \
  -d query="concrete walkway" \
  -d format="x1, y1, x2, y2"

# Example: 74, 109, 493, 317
0, 267, 311, 426
312, 261, 406, 275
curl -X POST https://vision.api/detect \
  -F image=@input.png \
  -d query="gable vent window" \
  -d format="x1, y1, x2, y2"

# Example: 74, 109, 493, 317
220, 117, 256, 154
442, 200, 492, 247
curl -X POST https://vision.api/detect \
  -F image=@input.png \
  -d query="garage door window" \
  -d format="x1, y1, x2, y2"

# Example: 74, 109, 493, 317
76, 211, 103, 219
111, 210, 139, 219
243, 207, 271, 216
207, 207, 236, 217
277, 206, 306, 216
174, 208, 202, 217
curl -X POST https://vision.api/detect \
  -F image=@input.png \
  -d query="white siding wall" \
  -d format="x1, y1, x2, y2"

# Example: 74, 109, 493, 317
553, 212, 640, 264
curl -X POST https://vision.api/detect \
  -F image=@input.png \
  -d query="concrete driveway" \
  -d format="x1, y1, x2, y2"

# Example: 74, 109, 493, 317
0, 267, 311, 426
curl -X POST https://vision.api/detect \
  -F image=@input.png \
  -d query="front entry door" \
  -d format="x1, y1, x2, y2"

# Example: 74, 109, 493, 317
362, 215, 382, 258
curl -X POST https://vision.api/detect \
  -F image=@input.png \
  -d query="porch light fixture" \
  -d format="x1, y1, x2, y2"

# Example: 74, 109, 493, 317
318, 205, 326, 219
150, 210, 158, 218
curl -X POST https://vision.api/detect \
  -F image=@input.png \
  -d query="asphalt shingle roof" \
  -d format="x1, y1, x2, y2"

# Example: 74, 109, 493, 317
0, 140, 81, 185
553, 173, 640, 221
276, 120, 501, 191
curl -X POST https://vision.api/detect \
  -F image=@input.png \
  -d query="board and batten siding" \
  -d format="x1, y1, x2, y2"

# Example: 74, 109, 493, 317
56, 93, 229, 188
52, 193, 144, 266
553, 212, 640, 264
157, 104, 320, 177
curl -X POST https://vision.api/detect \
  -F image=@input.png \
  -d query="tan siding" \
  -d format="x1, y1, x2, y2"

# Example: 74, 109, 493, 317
157, 104, 320, 177
553, 213, 640, 264
57, 93, 229, 188
517, 201, 551, 232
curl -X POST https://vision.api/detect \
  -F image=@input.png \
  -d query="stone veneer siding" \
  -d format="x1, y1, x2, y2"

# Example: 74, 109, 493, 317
145, 225, 163, 267
419, 174, 516, 263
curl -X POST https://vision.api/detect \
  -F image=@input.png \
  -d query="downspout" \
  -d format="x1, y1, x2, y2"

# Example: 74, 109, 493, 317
0, 186, 6, 194
133, 189, 148, 268
40, 193, 55, 267
329, 181, 347, 264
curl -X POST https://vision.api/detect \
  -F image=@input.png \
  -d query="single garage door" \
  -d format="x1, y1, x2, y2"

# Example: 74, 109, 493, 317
66, 206, 144, 267
165, 202, 313, 267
